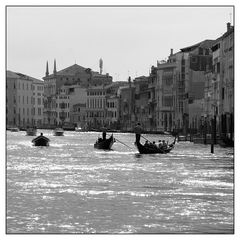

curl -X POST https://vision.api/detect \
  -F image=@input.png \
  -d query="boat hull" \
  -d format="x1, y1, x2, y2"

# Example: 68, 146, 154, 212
53, 128, 64, 136
94, 135, 114, 150
32, 135, 50, 147
26, 128, 37, 136
10, 127, 19, 132
135, 140, 175, 154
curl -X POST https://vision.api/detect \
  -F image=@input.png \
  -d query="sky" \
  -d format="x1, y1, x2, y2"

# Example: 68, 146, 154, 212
7, 6, 233, 82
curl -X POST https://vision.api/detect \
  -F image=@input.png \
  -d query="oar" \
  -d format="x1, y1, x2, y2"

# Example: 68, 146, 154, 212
141, 135, 152, 143
115, 138, 133, 149
107, 133, 133, 149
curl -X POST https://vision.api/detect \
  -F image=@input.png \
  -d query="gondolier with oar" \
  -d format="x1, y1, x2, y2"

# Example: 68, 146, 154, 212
101, 124, 107, 141
134, 122, 142, 144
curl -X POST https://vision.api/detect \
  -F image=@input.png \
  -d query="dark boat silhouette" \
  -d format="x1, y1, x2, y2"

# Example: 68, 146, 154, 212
94, 134, 115, 150
32, 133, 50, 146
135, 137, 176, 154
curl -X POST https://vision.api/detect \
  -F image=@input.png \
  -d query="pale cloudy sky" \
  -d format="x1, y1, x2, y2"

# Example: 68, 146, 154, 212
7, 6, 233, 81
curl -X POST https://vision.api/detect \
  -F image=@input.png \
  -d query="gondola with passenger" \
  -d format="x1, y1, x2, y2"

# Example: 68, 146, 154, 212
94, 134, 115, 150
135, 136, 176, 154
32, 133, 50, 146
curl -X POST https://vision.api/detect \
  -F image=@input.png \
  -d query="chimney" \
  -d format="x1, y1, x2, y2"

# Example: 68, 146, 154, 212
170, 48, 173, 56
227, 22, 231, 31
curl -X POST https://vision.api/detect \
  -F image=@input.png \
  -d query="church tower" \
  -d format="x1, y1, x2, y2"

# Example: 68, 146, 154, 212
53, 59, 57, 75
45, 61, 49, 76
99, 58, 103, 75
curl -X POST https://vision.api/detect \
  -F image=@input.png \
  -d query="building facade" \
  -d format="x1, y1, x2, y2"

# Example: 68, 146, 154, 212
156, 58, 177, 132
43, 61, 112, 127
204, 22, 234, 140
6, 71, 43, 128
118, 78, 135, 131
32, 79, 44, 127
86, 85, 107, 129
6, 71, 19, 127
134, 76, 150, 130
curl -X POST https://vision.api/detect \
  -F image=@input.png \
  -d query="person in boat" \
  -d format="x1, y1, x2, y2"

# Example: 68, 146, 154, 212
161, 140, 168, 149
144, 140, 149, 147
158, 140, 163, 148
149, 141, 157, 149
153, 141, 158, 149
101, 125, 107, 141
134, 122, 142, 144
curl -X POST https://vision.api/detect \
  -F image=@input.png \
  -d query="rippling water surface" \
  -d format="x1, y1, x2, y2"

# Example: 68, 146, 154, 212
6, 130, 234, 233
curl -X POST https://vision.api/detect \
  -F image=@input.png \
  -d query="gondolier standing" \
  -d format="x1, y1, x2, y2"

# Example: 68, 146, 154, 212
101, 124, 107, 141
134, 122, 142, 144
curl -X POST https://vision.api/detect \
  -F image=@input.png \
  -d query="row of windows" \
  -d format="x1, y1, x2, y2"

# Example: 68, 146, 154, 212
7, 107, 42, 116
44, 85, 56, 94
18, 96, 42, 105
57, 96, 69, 99
56, 112, 70, 118
7, 82, 44, 91
56, 103, 70, 108
7, 118, 42, 126
86, 111, 105, 118
107, 102, 116, 108
87, 98, 106, 109
107, 111, 117, 118
87, 91, 105, 96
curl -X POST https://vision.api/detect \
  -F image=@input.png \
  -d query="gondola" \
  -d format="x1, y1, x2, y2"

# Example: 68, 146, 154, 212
53, 128, 64, 136
32, 133, 50, 146
26, 127, 37, 136
94, 134, 115, 150
10, 127, 19, 132
135, 136, 176, 154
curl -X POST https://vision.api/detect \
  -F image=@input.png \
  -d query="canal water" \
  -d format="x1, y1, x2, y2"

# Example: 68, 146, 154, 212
6, 130, 234, 234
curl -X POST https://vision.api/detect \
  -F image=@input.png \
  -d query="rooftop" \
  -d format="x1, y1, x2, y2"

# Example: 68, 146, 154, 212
7, 70, 42, 82
180, 39, 215, 52
47, 64, 87, 77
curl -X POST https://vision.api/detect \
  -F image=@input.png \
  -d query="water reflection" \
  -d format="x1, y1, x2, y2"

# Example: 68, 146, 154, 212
6, 130, 234, 233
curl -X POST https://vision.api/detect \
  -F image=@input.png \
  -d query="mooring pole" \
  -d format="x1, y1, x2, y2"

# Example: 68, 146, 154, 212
204, 118, 207, 145
214, 115, 217, 144
211, 118, 214, 154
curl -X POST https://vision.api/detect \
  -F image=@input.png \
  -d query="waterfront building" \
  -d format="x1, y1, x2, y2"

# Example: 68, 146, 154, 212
118, 78, 135, 131
55, 85, 70, 126
43, 60, 112, 127
106, 95, 119, 129
156, 51, 177, 132
71, 103, 87, 129
6, 71, 19, 128
105, 82, 127, 129
32, 79, 44, 127
6, 70, 43, 128
86, 85, 107, 129
133, 76, 150, 131
208, 22, 234, 140
68, 86, 87, 129
219, 23, 234, 140
148, 66, 157, 131
179, 40, 214, 134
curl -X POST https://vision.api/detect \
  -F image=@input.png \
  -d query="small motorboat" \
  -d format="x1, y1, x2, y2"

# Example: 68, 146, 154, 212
10, 127, 19, 132
94, 134, 115, 150
26, 127, 37, 136
75, 126, 83, 132
32, 133, 50, 146
135, 137, 176, 154
53, 128, 64, 136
